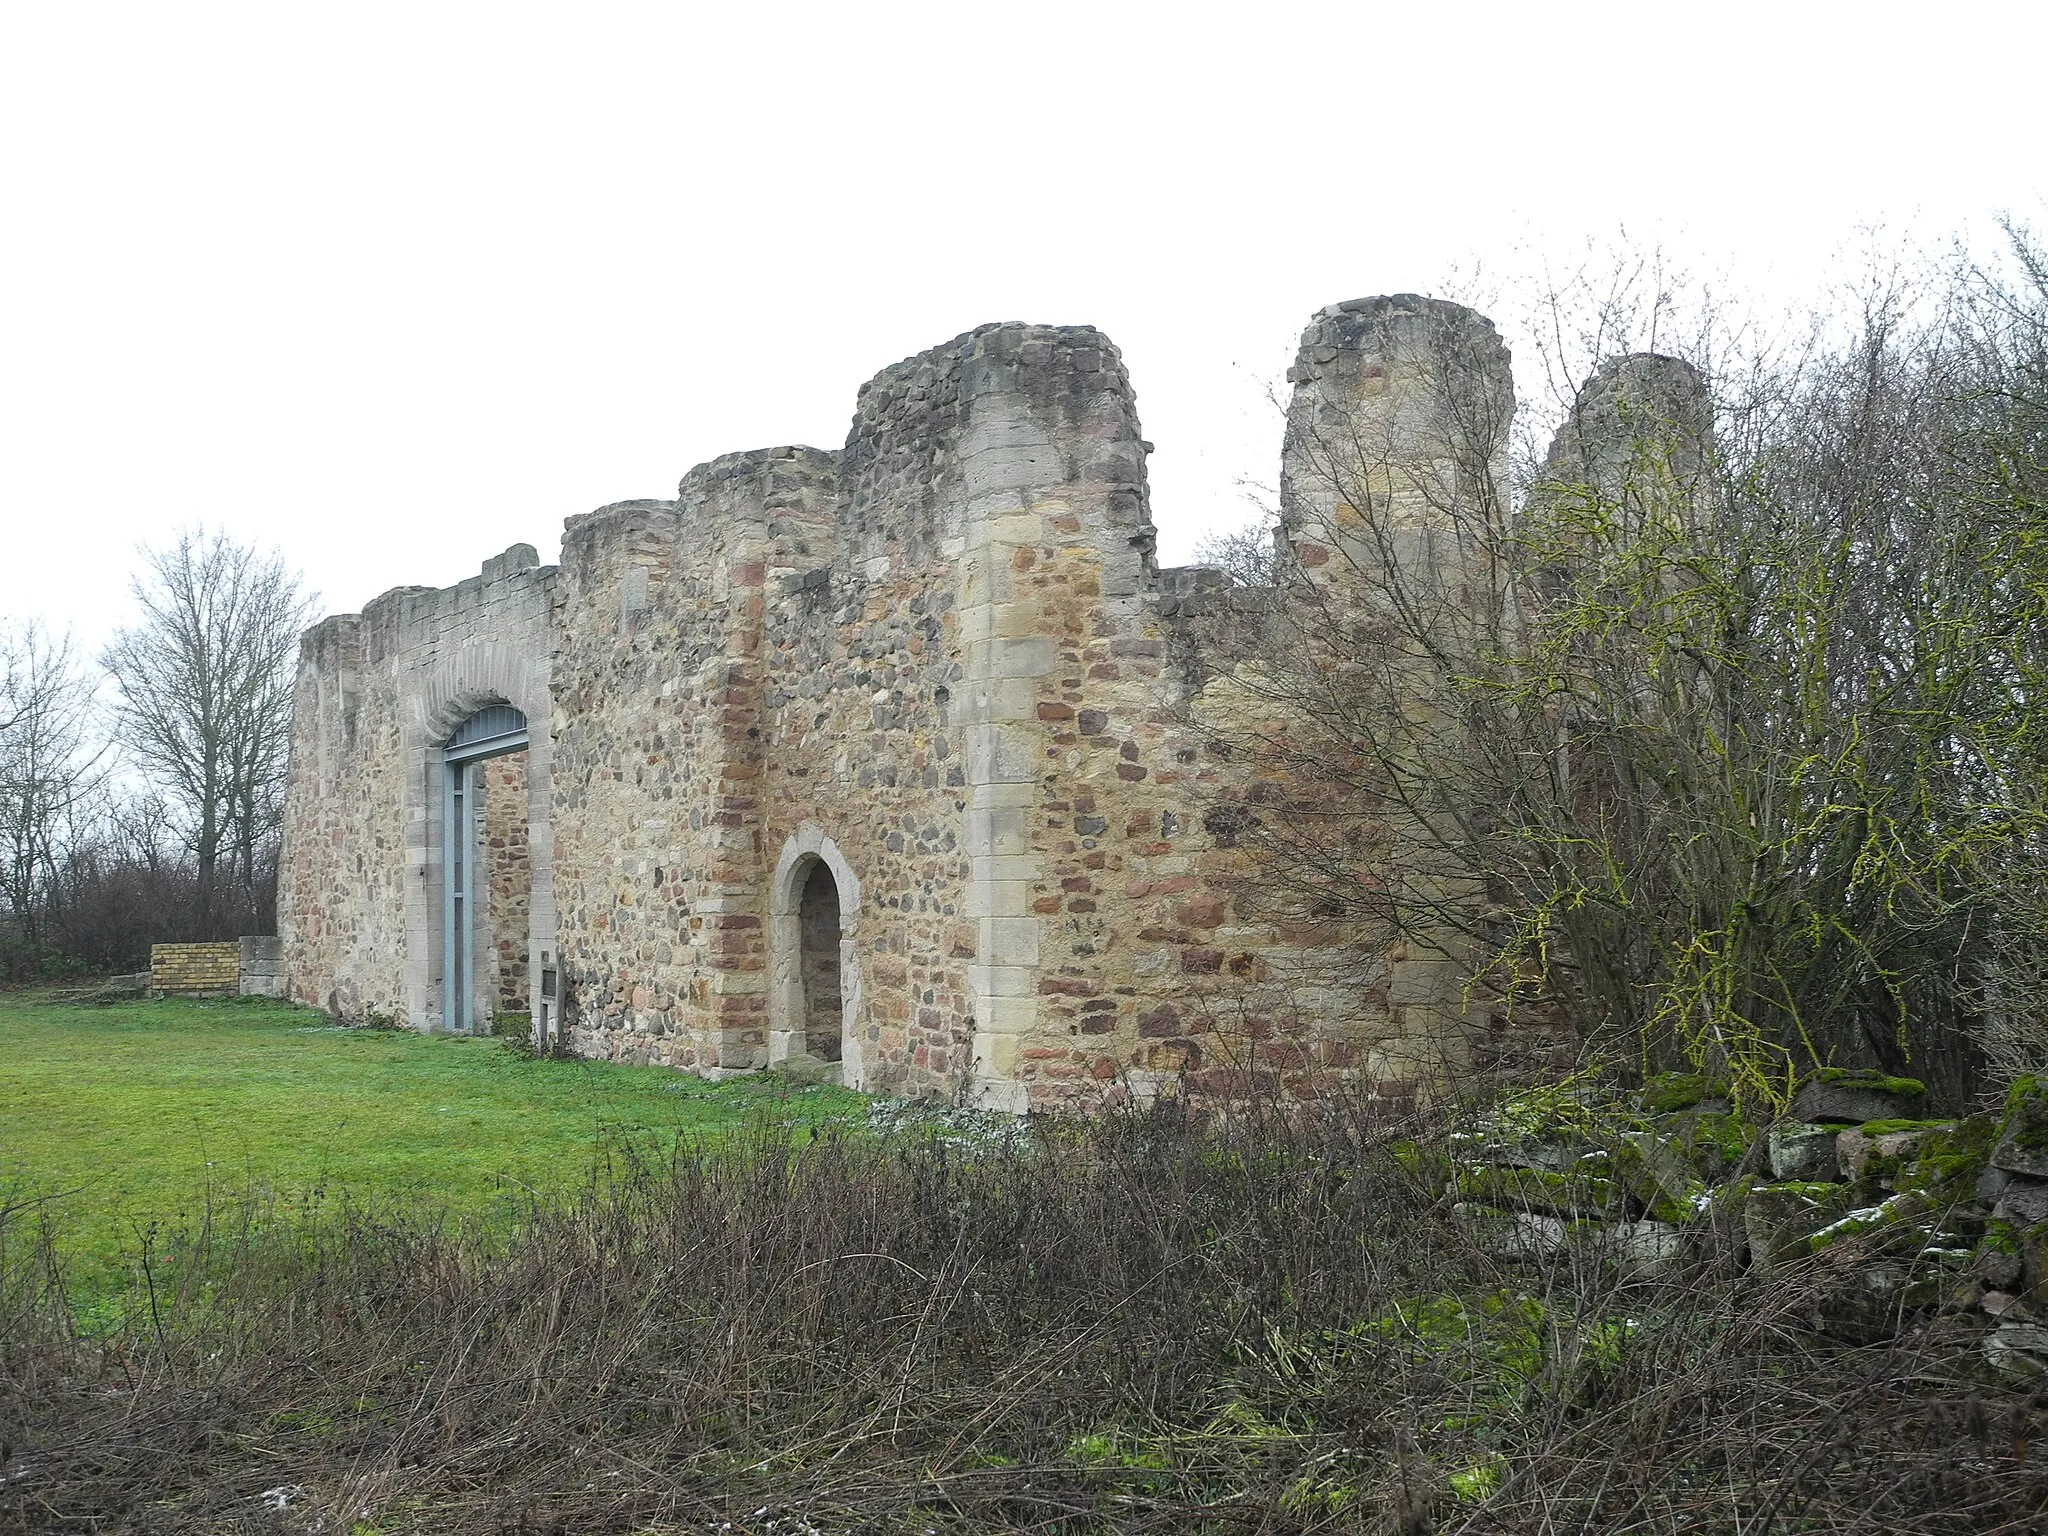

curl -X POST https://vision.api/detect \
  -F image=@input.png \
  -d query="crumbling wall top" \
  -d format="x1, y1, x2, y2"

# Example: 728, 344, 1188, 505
1282, 294, 1515, 539
1541, 352, 1714, 495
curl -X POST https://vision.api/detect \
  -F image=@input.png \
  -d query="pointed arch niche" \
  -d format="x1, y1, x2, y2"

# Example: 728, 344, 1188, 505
768, 822, 865, 1088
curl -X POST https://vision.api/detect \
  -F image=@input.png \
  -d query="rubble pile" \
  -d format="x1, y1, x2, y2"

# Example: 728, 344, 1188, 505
1448, 1067, 2048, 1377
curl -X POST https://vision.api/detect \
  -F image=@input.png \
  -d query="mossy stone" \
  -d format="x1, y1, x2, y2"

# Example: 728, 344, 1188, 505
1768, 1121, 1842, 1182
1813, 1066, 1927, 1095
1991, 1076, 2048, 1179
1791, 1068, 1925, 1126
1896, 1114, 1995, 1205
1807, 1195, 1922, 1255
1456, 1165, 1626, 1219
1976, 1219, 2024, 1289
1639, 1071, 1729, 1115
1744, 1181, 1850, 1267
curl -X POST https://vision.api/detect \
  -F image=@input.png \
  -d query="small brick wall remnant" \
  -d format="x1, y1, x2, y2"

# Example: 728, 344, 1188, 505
151, 942, 241, 995
149, 938, 290, 996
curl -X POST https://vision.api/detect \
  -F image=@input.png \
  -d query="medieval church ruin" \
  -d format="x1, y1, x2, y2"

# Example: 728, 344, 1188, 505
279, 295, 1676, 1111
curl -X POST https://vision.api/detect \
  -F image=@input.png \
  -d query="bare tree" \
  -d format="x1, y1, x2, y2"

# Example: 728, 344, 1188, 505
101, 529, 314, 930
0, 622, 102, 966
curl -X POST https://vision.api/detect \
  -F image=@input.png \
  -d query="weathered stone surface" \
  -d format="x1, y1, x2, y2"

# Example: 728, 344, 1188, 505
1985, 1320, 2048, 1381
237, 935, 288, 998
1991, 1078, 2048, 1179
1744, 1182, 1848, 1268
277, 300, 1564, 1108
1454, 1205, 1571, 1260
278, 544, 558, 1031
1769, 1121, 1842, 1182
1838, 1124, 1947, 1185
1994, 1180, 2048, 1226
1789, 1069, 1926, 1126
1977, 1246, 2025, 1290
1623, 1128, 1709, 1222
1452, 1205, 1678, 1269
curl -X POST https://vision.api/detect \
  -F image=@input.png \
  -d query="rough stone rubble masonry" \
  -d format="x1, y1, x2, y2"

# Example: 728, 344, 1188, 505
278, 296, 1699, 1111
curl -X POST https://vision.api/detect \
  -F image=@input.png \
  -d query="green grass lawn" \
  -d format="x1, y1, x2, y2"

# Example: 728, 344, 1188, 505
0, 988, 868, 1296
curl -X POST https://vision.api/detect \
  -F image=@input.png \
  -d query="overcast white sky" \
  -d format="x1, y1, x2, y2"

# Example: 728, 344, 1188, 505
3, 1, 2043, 654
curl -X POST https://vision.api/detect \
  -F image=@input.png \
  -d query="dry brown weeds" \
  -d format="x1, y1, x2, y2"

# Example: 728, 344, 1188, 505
2, 1096, 2042, 1534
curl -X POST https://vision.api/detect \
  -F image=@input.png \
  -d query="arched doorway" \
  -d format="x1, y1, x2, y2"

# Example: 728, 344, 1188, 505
442, 704, 530, 1034
769, 823, 863, 1086
798, 860, 844, 1066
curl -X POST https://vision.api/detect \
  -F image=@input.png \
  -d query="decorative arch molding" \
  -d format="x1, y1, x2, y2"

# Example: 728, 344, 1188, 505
767, 821, 865, 1088
410, 643, 546, 747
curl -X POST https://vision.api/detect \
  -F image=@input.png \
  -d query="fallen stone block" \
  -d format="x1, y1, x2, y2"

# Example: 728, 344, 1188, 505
1455, 1164, 1627, 1220
1447, 1128, 1585, 1174
1993, 1179, 2048, 1226
1990, 1077, 2048, 1180
1790, 1068, 1925, 1126
1769, 1121, 1841, 1182
1976, 1240, 2024, 1291
1982, 1289, 2023, 1318
1838, 1123, 1949, 1185
1614, 1219, 1684, 1269
1453, 1204, 1572, 1260
1985, 1319, 2048, 1381
1637, 1071, 1730, 1115
1450, 1205, 1679, 1270
1743, 1181, 1849, 1268
1618, 1130, 1711, 1224
1806, 1193, 1938, 1259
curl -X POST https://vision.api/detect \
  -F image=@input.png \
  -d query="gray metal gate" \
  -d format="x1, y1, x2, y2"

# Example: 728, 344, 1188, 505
442, 705, 529, 1032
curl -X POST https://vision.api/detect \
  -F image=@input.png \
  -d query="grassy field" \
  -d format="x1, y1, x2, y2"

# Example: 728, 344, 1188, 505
0, 987, 867, 1295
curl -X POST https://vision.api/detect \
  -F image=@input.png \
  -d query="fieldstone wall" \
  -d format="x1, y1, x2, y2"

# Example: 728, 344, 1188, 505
279, 296, 1603, 1108
278, 545, 557, 1028
482, 751, 530, 1012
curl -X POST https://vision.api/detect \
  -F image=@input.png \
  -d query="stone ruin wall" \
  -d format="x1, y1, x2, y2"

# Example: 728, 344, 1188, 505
525, 322, 1424, 1108
279, 548, 556, 1026
278, 293, 1708, 1110
482, 750, 531, 1012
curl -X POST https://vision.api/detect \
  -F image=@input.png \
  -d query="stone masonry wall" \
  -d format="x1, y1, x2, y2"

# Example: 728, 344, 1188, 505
483, 750, 531, 1012
279, 296, 1559, 1107
528, 321, 1410, 1107
278, 546, 556, 1028
238, 935, 287, 998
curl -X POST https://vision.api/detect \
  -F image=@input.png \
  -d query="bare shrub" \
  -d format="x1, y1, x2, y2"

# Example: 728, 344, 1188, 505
3, 1100, 2039, 1533
1190, 231, 2048, 1109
